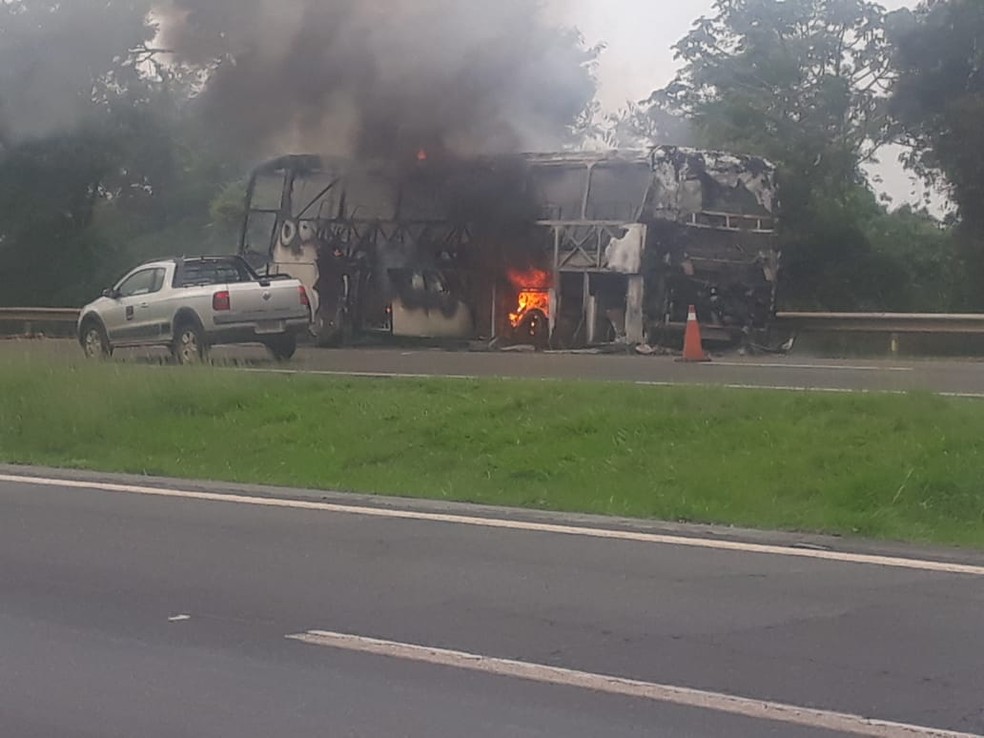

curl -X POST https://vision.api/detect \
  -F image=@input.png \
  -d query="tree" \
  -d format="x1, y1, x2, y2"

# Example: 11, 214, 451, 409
890, 1, 984, 218
0, 1, 160, 305
864, 203, 961, 310
1, 0, 602, 306
0, 0, 156, 150
0, 0, 242, 306
890, 0, 984, 304
630, 0, 913, 309
670, 0, 894, 176
599, 95, 695, 149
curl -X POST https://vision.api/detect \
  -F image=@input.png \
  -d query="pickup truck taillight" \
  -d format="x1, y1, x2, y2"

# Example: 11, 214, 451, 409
213, 291, 231, 312
299, 286, 311, 309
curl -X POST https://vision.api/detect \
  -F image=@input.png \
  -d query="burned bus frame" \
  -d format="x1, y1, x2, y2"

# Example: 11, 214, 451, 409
239, 147, 780, 348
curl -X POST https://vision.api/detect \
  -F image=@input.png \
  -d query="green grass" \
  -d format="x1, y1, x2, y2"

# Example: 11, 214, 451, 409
1, 358, 984, 547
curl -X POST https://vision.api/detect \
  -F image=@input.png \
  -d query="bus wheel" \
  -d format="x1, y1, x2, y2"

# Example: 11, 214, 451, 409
315, 304, 346, 348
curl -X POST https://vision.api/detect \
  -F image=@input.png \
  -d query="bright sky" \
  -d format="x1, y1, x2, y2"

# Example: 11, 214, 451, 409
562, 0, 917, 108
557, 0, 935, 208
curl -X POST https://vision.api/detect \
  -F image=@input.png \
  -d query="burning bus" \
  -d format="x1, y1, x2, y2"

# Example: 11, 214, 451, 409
239, 147, 779, 349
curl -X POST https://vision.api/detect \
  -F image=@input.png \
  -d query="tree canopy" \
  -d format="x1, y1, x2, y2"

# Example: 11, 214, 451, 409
890, 0, 984, 222
616, 0, 960, 310
0, 0, 979, 313
0, 0, 598, 305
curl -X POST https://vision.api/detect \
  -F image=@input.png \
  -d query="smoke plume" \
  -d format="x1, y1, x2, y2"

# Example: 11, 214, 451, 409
0, 0, 156, 148
155, 0, 597, 159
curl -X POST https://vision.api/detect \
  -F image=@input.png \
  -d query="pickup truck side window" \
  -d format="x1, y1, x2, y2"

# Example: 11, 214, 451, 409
118, 268, 166, 298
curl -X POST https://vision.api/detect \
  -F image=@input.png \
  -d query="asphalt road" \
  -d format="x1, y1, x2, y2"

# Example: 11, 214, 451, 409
7, 338, 984, 395
1, 470, 982, 737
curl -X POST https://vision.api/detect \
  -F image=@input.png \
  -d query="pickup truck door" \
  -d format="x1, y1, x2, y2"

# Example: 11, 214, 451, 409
138, 265, 177, 341
106, 267, 167, 342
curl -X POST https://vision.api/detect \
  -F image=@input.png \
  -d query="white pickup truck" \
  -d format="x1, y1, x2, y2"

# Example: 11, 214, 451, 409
77, 256, 312, 363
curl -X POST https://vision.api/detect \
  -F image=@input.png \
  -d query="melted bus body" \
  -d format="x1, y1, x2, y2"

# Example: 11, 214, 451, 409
240, 148, 780, 348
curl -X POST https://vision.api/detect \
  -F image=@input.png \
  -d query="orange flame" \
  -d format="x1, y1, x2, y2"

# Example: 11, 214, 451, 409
507, 268, 552, 329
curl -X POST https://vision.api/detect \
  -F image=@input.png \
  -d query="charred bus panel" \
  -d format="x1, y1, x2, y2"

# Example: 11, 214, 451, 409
239, 147, 779, 348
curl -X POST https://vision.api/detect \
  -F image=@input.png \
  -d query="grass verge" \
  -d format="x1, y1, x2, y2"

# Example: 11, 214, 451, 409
1, 358, 983, 547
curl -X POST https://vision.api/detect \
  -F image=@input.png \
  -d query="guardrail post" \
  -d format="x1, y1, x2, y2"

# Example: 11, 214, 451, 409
890, 333, 900, 357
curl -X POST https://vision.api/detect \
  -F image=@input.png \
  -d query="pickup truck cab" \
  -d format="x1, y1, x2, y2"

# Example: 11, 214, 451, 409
78, 256, 312, 363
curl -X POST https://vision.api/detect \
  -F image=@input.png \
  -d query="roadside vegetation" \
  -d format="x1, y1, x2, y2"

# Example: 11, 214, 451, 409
2, 360, 983, 548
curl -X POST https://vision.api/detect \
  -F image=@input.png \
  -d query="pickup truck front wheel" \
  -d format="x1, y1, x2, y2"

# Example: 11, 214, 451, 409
264, 333, 297, 362
172, 322, 208, 365
80, 321, 112, 360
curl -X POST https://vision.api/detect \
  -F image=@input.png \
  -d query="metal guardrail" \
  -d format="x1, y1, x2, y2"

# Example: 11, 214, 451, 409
0, 308, 80, 338
776, 312, 984, 335
0, 308, 80, 322
4, 307, 984, 343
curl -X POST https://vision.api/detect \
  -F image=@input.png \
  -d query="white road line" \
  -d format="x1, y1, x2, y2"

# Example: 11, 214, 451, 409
704, 362, 914, 372
286, 629, 978, 738
241, 363, 916, 377
237, 367, 481, 381
634, 381, 984, 399
634, 381, 869, 394
232, 367, 984, 399
2, 473, 983, 576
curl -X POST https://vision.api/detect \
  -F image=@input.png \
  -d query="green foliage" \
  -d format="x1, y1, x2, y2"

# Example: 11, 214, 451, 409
674, 0, 899, 309
0, 0, 978, 312
782, 186, 960, 311
865, 203, 963, 311
890, 1, 984, 216
889, 0, 984, 306
0, 0, 247, 305
0, 131, 122, 306
658, 0, 893, 171
598, 98, 695, 149
0, 0, 156, 147
623, 0, 963, 311
209, 178, 249, 236
0, 0, 601, 307
2, 360, 983, 546
0, 103, 241, 305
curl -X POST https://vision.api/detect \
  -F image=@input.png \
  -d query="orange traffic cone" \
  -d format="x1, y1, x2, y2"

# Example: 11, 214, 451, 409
679, 305, 711, 363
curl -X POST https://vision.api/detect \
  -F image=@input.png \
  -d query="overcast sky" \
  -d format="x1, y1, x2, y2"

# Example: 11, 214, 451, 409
557, 0, 936, 209
562, 0, 916, 108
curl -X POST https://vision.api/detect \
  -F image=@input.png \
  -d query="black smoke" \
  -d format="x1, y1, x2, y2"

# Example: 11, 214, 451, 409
155, 0, 598, 160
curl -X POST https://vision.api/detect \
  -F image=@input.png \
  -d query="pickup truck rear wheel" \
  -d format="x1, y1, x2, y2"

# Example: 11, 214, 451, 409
172, 322, 207, 365
265, 333, 297, 362
80, 321, 112, 360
